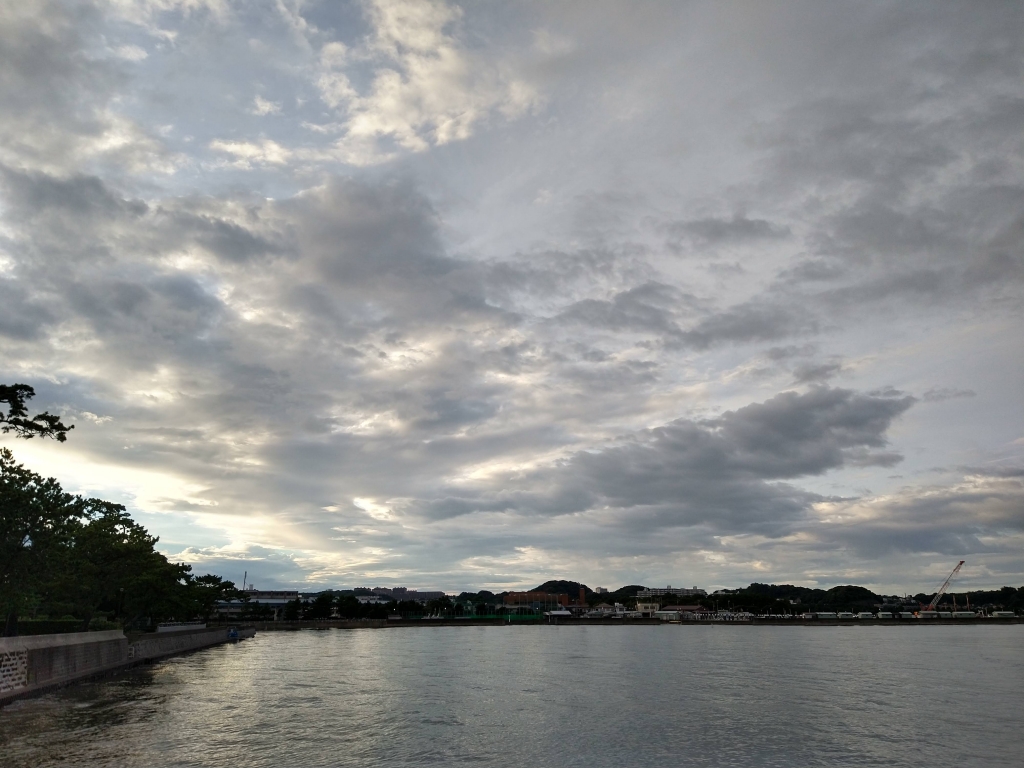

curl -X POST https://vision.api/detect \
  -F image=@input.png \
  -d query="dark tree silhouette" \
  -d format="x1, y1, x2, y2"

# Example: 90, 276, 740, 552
1, 384, 74, 442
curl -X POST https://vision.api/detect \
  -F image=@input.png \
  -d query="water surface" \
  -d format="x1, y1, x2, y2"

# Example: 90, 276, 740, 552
2, 625, 1020, 767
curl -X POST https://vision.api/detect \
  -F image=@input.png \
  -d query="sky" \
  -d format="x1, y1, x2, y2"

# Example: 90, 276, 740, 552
1, 0, 1022, 595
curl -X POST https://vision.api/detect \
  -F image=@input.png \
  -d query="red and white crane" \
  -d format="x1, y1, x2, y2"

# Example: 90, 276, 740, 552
924, 560, 964, 611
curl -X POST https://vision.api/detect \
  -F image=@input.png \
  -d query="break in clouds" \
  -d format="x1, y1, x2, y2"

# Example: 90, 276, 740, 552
0, 0, 1022, 593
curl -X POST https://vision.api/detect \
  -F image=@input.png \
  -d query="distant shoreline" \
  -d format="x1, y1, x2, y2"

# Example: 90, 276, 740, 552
232, 617, 1023, 630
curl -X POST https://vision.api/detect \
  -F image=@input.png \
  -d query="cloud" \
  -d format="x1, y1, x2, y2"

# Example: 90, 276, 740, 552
555, 282, 692, 339
0, 1, 170, 175
0, 1, 1021, 593
677, 302, 818, 350
415, 387, 915, 533
250, 95, 281, 116
922, 387, 976, 403
209, 138, 292, 167
667, 215, 791, 249
792, 361, 843, 384
314, 0, 541, 162
0, 279, 54, 340
812, 468, 1024, 558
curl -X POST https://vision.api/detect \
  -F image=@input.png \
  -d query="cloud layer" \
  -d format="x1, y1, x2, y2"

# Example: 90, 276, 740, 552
0, 0, 1021, 593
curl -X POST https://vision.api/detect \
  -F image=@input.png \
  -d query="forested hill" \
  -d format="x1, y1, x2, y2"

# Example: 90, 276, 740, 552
531, 580, 592, 595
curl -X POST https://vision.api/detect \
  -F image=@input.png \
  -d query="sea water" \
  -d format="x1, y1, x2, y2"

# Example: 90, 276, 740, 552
1, 624, 1020, 767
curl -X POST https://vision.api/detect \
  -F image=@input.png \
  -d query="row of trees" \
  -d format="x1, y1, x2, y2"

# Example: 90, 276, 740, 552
1, 385, 239, 635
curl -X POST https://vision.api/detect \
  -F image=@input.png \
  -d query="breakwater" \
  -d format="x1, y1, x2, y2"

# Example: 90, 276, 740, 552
0, 626, 255, 706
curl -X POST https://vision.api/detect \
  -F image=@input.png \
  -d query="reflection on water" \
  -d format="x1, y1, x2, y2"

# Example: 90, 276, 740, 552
2, 625, 1021, 767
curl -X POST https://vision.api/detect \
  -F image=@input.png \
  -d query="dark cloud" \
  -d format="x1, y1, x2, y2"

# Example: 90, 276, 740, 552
792, 361, 842, 384
922, 387, 976, 403
676, 302, 817, 350
165, 211, 282, 264
0, 280, 53, 340
665, 215, 790, 254
0, 166, 145, 219
684, 215, 789, 242
416, 387, 915, 536
777, 259, 846, 283
813, 468, 1024, 559
766, 344, 817, 361
555, 281, 691, 338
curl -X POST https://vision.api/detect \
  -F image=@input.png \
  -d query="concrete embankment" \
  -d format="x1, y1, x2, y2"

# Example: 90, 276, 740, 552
1, 626, 255, 706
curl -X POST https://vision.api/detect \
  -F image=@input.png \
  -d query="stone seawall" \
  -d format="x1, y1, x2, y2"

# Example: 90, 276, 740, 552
128, 626, 254, 661
1, 626, 255, 706
1, 630, 128, 704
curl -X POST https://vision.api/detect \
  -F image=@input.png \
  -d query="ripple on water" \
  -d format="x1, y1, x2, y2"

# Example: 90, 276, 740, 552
1, 626, 1021, 767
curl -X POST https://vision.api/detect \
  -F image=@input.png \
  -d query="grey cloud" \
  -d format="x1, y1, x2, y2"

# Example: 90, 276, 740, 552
0, 166, 147, 220
792, 361, 842, 384
676, 301, 817, 350
1, 1, 1021, 591
416, 387, 915, 536
484, 246, 656, 309
164, 210, 283, 264
766, 344, 817, 361
279, 177, 514, 327
554, 281, 691, 338
815, 468, 1024, 559
0, 279, 53, 340
66, 274, 223, 343
283, 178, 448, 283
778, 259, 846, 283
922, 387, 976, 403
558, 289, 820, 352
664, 215, 790, 255
0, 2, 165, 174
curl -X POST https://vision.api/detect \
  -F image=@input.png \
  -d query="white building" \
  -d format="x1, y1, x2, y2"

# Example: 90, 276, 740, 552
636, 586, 707, 598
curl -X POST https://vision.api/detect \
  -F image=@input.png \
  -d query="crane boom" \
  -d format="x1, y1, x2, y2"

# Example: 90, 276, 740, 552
925, 560, 964, 611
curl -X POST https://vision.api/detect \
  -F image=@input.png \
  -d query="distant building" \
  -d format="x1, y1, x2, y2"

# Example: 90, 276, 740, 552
636, 602, 660, 618
505, 591, 569, 608
216, 588, 299, 619
594, 587, 609, 594
637, 585, 707, 598
662, 604, 703, 614
366, 587, 446, 603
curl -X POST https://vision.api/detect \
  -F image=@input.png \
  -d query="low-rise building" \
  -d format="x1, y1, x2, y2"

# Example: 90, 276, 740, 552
365, 587, 446, 603
216, 589, 299, 619
636, 602, 660, 618
504, 591, 570, 608
662, 604, 703, 616
637, 585, 707, 598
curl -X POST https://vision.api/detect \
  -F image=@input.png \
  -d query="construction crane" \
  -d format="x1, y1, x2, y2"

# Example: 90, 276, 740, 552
925, 560, 964, 611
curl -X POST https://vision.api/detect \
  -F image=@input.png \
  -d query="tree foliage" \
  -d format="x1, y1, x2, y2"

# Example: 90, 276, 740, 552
0, 448, 238, 635
0, 384, 74, 442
